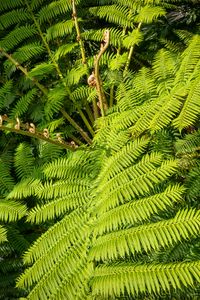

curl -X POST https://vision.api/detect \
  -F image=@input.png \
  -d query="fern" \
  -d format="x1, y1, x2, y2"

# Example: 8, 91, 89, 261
0, 200, 27, 222
0, 25, 37, 51
0, 226, 7, 244
46, 20, 75, 40
11, 88, 37, 118
134, 6, 166, 23
92, 261, 200, 297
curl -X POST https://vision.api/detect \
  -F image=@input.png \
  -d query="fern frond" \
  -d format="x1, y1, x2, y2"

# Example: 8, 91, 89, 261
92, 261, 200, 297
23, 207, 88, 263
43, 150, 100, 180
0, 9, 29, 30
46, 20, 75, 40
0, 25, 37, 51
89, 5, 134, 28
14, 143, 35, 180
27, 191, 89, 223
0, 158, 15, 195
7, 178, 42, 200
94, 184, 185, 235
97, 154, 178, 213
173, 75, 200, 130
91, 209, 200, 261
19, 244, 92, 300
44, 85, 68, 119
0, 80, 13, 110
0, 200, 27, 222
0, 226, 7, 244
46, 118, 64, 133
174, 35, 200, 85
37, 142, 64, 164
175, 130, 200, 154
152, 49, 178, 84
11, 88, 37, 118
28, 62, 55, 79
98, 137, 150, 184
53, 43, 78, 61
36, 179, 91, 200
109, 53, 128, 71
82, 27, 123, 47
66, 64, 88, 85
0, 0, 22, 11
134, 6, 166, 24
123, 29, 143, 49
4, 43, 45, 77
37, 0, 73, 24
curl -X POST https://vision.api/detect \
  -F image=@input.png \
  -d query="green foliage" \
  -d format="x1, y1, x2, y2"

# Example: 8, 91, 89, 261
0, 0, 200, 299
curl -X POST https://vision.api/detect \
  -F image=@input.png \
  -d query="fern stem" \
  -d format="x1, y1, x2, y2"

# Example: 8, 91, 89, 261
123, 22, 142, 76
60, 109, 92, 144
85, 102, 95, 124
93, 99, 99, 120
94, 31, 110, 116
71, 0, 87, 65
77, 108, 95, 136
0, 125, 74, 151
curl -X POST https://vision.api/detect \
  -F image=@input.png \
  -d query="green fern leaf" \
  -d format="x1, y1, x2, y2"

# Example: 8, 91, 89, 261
91, 208, 200, 261
0, 9, 30, 30
0, 200, 27, 222
46, 20, 75, 40
53, 43, 78, 61
134, 6, 166, 24
92, 261, 200, 297
0, 25, 37, 51
0, 227, 7, 244
11, 88, 37, 118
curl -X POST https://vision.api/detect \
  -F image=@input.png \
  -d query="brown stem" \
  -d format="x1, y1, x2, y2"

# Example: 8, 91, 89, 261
0, 125, 74, 151
85, 102, 95, 124
71, 0, 87, 65
94, 30, 110, 116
